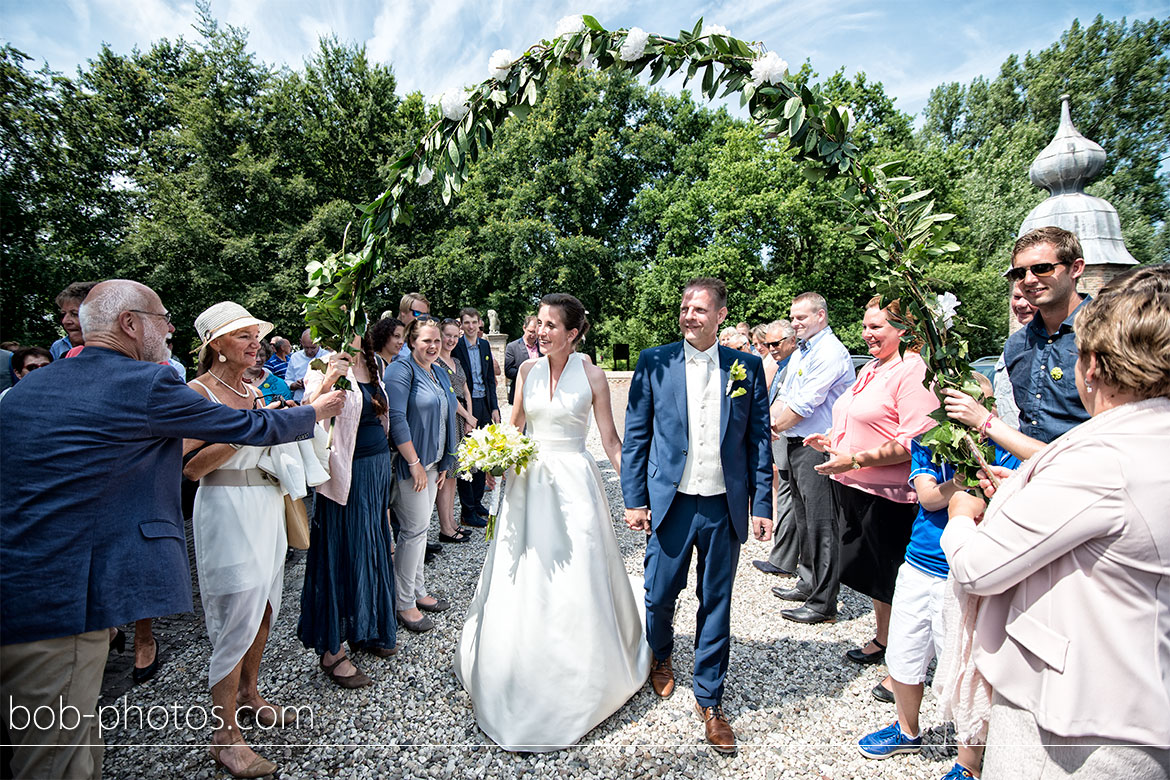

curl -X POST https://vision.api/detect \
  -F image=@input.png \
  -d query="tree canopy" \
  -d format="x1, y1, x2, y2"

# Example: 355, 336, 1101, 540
2, 13, 1166, 360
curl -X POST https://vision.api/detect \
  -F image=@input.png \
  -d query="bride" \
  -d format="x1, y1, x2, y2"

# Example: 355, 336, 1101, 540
454, 293, 651, 751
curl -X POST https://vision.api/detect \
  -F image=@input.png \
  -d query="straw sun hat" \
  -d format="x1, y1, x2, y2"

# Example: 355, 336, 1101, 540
193, 302, 274, 356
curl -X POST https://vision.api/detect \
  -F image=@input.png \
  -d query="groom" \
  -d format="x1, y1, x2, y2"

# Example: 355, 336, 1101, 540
621, 277, 773, 754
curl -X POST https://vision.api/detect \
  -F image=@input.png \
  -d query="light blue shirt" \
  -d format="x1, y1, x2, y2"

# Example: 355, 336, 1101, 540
465, 336, 485, 398
50, 335, 74, 359
778, 325, 854, 439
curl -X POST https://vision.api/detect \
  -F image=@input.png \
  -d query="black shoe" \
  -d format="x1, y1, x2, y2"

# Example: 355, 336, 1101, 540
132, 636, 162, 683
424, 542, 442, 563
846, 638, 887, 665
780, 607, 836, 624
871, 682, 895, 703
109, 627, 126, 654
438, 530, 472, 543
461, 513, 487, 528
771, 586, 810, 601
753, 560, 795, 576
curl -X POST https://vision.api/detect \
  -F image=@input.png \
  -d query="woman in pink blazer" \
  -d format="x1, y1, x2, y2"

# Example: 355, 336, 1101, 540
945, 271, 1170, 779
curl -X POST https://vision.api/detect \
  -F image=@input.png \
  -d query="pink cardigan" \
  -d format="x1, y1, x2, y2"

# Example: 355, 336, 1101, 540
303, 368, 390, 506
828, 352, 938, 503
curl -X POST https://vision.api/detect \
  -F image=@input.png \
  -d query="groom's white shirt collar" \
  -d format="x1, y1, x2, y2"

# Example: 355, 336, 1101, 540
683, 340, 719, 364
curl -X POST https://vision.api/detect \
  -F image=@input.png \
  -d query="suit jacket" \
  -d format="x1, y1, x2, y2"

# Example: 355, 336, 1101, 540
621, 342, 772, 543
452, 336, 499, 413
941, 396, 1170, 745
503, 337, 539, 404
0, 346, 317, 645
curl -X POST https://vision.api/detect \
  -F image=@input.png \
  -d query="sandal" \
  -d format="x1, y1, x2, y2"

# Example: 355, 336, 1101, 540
236, 702, 298, 728
438, 529, 471, 543
319, 655, 373, 689
209, 739, 277, 778
846, 637, 886, 665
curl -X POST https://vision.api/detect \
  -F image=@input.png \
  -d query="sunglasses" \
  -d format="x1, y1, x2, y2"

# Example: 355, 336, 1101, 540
411, 309, 429, 318
1004, 261, 1069, 282
763, 339, 791, 348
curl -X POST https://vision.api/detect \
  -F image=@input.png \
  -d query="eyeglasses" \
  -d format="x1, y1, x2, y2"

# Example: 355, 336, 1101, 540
763, 339, 792, 348
411, 309, 429, 318
1004, 261, 1068, 282
129, 309, 173, 324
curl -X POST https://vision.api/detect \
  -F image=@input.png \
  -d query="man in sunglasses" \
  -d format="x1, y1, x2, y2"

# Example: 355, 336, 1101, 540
1000, 226, 1091, 442
396, 292, 431, 359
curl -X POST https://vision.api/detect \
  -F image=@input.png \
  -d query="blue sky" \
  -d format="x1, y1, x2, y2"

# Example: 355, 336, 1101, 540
3, 1, 1167, 119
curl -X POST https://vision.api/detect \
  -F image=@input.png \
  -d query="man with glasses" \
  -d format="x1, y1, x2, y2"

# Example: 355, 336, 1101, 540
1001, 226, 1091, 442
396, 292, 431, 360
754, 319, 800, 577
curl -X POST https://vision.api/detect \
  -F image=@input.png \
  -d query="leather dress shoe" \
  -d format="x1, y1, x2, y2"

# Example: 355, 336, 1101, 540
461, 514, 488, 528
753, 560, 795, 576
132, 635, 162, 684
649, 656, 674, 697
845, 638, 886, 665
695, 702, 736, 754
771, 586, 810, 601
781, 606, 836, 624
424, 542, 442, 563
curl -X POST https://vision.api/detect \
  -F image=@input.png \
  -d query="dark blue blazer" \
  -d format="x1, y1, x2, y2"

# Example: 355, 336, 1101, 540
0, 347, 317, 645
452, 336, 499, 413
621, 342, 772, 543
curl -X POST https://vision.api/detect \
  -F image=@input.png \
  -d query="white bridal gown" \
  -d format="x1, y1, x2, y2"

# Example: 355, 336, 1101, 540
455, 352, 651, 751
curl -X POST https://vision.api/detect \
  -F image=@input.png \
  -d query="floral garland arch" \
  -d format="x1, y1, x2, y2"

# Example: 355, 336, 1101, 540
303, 16, 993, 480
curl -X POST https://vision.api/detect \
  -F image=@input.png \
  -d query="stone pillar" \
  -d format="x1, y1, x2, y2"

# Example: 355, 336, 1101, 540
487, 333, 508, 406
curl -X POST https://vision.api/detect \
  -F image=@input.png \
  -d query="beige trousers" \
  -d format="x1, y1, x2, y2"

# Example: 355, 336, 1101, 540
1, 629, 107, 780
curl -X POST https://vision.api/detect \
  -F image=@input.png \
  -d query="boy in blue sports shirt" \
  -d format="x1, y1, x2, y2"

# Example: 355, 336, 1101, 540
857, 374, 1020, 780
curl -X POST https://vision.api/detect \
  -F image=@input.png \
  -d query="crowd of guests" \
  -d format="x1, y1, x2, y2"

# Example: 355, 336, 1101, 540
1, 225, 1167, 779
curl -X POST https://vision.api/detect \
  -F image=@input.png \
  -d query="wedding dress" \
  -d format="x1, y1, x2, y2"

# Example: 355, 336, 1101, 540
455, 352, 650, 751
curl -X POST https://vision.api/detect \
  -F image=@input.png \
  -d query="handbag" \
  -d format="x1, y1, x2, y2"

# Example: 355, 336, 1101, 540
284, 494, 311, 550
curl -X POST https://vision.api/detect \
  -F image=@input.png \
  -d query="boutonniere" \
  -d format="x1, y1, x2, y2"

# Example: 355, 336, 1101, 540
725, 359, 748, 398
1050, 367, 1063, 381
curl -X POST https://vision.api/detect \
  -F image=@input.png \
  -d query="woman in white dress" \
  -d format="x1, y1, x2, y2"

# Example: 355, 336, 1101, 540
455, 293, 650, 751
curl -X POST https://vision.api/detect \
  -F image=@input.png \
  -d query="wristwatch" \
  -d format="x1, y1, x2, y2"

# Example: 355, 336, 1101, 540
850, 454, 861, 470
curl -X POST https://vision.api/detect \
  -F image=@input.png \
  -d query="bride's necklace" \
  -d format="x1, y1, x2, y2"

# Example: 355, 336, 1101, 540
208, 369, 250, 399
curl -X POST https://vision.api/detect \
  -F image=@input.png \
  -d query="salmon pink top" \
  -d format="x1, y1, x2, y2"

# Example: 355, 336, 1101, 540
828, 351, 938, 503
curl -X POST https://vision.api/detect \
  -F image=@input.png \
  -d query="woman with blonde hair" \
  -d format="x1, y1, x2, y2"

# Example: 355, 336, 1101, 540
945, 271, 1170, 779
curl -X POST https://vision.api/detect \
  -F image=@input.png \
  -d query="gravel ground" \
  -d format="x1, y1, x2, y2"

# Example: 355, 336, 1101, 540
99, 412, 957, 780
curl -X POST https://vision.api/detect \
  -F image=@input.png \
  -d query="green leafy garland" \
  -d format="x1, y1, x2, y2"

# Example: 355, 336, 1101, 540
302, 16, 996, 483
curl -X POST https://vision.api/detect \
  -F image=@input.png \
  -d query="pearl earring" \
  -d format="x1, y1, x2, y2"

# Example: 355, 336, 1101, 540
1086, 383, 1093, 393
219, 353, 227, 363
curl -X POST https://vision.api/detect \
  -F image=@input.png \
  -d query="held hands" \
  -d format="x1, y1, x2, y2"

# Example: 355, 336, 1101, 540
751, 515, 773, 542
942, 388, 991, 429
625, 507, 651, 533
310, 390, 346, 421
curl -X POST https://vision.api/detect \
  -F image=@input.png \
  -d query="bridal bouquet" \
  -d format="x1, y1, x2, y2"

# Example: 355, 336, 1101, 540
456, 424, 539, 540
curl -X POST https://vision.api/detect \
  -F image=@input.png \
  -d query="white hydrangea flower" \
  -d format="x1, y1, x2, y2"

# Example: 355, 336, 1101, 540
439, 91, 469, 122
705, 24, 731, 37
554, 14, 585, 37
489, 49, 514, 81
750, 51, 788, 85
935, 292, 961, 330
416, 165, 434, 186
619, 27, 650, 62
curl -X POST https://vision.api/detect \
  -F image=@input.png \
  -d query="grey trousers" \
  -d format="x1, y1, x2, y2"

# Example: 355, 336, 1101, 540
766, 438, 798, 572
1, 629, 107, 779
392, 465, 439, 611
787, 438, 840, 616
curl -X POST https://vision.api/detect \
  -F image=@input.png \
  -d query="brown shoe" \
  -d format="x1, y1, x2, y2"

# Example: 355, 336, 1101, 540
695, 701, 736, 754
649, 656, 674, 698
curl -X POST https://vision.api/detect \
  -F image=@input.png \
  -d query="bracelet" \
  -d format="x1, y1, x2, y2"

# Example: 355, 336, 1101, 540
979, 412, 995, 440
406, 458, 421, 467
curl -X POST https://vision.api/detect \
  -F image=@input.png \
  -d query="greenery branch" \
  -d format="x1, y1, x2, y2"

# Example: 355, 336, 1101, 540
302, 15, 995, 484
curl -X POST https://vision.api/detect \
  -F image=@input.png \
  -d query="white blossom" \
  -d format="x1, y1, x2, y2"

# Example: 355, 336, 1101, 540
554, 14, 585, 37
935, 292, 961, 330
705, 24, 731, 37
488, 49, 514, 81
417, 165, 434, 186
439, 91, 469, 122
750, 51, 789, 85
838, 104, 855, 130
578, 49, 597, 71
619, 27, 650, 62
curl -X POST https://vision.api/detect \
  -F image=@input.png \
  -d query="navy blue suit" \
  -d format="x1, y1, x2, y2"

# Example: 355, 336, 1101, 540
452, 336, 499, 516
621, 342, 771, 705
0, 346, 318, 645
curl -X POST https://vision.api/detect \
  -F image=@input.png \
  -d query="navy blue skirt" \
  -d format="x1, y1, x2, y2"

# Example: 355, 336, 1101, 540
298, 449, 397, 654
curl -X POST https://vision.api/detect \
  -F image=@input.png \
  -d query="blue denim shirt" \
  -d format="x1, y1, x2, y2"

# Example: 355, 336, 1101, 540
465, 336, 485, 398
1003, 296, 1091, 443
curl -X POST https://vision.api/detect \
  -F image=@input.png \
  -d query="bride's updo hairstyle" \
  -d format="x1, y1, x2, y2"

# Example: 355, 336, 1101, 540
540, 293, 590, 345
